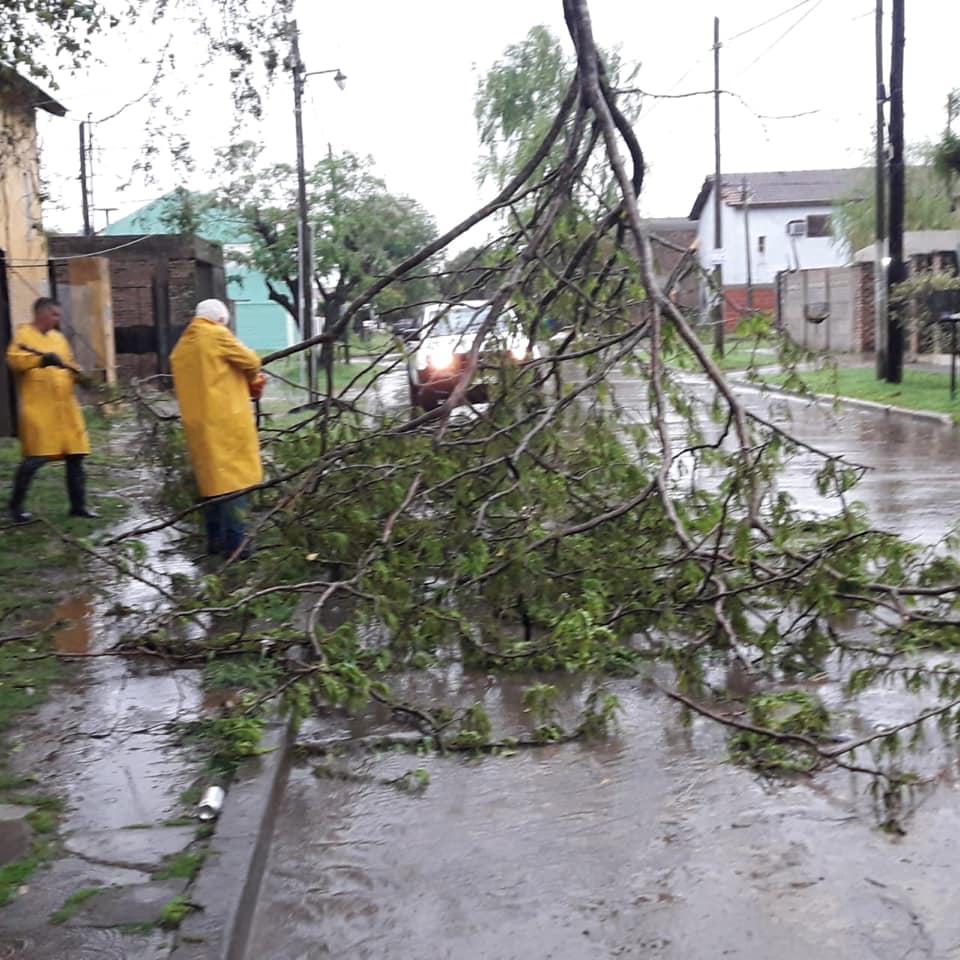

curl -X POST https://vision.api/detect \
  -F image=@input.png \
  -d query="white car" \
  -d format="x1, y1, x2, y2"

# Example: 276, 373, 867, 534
407, 301, 540, 410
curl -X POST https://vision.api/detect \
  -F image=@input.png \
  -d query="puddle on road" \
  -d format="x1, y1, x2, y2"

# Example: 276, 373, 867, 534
50, 596, 94, 654
250, 665, 960, 960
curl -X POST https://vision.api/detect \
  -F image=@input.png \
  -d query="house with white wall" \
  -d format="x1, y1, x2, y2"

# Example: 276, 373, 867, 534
688, 168, 866, 326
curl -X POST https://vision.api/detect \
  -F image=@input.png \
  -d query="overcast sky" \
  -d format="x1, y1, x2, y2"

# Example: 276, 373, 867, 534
37, 0, 960, 242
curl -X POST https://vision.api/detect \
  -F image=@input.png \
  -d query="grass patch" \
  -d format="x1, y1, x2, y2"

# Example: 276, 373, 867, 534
161, 816, 197, 828
768, 366, 960, 418
0, 796, 62, 905
709, 337, 780, 371
0, 639, 60, 736
0, 420, 132, 620
0, 771, 38, 791
0, 853, 43, 907
151, 850, 206, 882
179, 786, 202, 806
50, 886, 102, 924
5, 792, 64, 812
159, 894, 194, 928
120, 816, 198, 829
261, 351, 384, 405
667, 322, 784, 373
25, 808, 58, 835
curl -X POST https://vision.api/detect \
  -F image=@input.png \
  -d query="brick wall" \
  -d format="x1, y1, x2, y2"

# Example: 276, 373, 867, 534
723, 284, 777, 328
168, 259, 198, 335
49, 236, 226, 380
854, 262, 875, 352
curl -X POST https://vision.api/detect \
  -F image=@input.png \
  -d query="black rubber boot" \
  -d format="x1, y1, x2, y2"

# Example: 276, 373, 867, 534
66, 456, 99, 519
9, 457, 49, 523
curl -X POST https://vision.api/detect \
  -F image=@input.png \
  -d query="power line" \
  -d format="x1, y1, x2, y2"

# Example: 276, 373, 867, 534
726, 0, 818, 43
5, 234, 155, 267
735, 0, 827, 77
93, 40, 174, 125
641, 0, 821, 116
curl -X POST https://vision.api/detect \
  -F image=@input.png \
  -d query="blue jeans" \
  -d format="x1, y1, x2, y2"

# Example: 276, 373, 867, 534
203, 494, 248, 556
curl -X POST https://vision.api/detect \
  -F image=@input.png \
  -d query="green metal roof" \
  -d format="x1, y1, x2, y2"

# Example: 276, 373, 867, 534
105, 193, 292, 348
103, 192, 252, 246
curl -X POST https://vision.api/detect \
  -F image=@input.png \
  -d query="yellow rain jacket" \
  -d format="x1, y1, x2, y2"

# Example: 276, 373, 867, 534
6, 325, 90, 458
170, 317, 263, 498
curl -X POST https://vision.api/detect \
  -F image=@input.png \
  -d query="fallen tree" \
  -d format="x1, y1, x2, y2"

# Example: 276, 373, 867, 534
82, 0, 960, 831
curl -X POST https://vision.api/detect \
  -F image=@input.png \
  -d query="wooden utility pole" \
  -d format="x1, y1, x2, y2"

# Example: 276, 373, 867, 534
886, 0, 905, 383
874, 0, 888, 378
711, 17, 724, 356
79, 122, 92, 237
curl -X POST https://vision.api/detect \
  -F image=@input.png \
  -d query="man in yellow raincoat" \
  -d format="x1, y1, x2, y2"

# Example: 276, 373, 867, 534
6, 297, 98, 524
170, 298, 264, 558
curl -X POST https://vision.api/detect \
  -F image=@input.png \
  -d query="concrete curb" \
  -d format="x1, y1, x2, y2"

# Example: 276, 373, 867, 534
729, 377, 957, 427
171, 718, 294, 960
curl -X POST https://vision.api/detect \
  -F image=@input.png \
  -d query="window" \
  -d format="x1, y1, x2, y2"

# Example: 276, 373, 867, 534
757, 235, 766, 255
806, 214, 833, 238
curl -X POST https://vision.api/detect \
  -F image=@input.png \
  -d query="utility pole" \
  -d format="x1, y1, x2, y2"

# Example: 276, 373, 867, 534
289, 19, 317, 403
886, 0, 905, 383
97, 207, 117, 228
874, 0, 888, 379
742, 176, 753, 314
86, 115, 95, 227
79, 122, 92, 237
711, 16, 725, 356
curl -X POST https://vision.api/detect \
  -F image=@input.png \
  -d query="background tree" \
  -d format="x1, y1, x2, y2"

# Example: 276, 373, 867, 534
437, 244, 508, 300
932, 88, 960, 208
204, 143, 438, 337
2, 0, 291, 111
475, 23, 639, 201
0, 0, 114, 83
475, 25, 572, 188
835, 138, 960, 256
472, 25, 644, 340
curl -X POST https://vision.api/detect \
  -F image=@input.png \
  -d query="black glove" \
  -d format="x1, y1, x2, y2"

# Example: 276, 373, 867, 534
40, 352, 64, 368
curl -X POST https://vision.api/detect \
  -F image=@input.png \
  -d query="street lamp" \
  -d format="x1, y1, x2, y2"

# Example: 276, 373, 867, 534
287, 20, 346, 403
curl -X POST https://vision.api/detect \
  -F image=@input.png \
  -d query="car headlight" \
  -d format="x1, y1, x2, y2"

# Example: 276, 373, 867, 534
427, 348, 454, 369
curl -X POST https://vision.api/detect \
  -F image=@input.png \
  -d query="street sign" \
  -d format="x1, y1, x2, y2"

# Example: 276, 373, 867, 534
710, 249, 725, 266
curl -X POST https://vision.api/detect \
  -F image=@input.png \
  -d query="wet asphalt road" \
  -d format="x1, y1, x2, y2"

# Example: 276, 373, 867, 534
245, 370, 960, 960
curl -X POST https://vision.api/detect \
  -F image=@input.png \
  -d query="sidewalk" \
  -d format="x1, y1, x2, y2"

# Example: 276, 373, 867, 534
0, 498, 209, 957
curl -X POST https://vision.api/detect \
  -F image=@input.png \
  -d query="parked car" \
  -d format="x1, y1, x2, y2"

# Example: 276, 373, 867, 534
407, 301, 540, 410
391, 316, 419, 337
